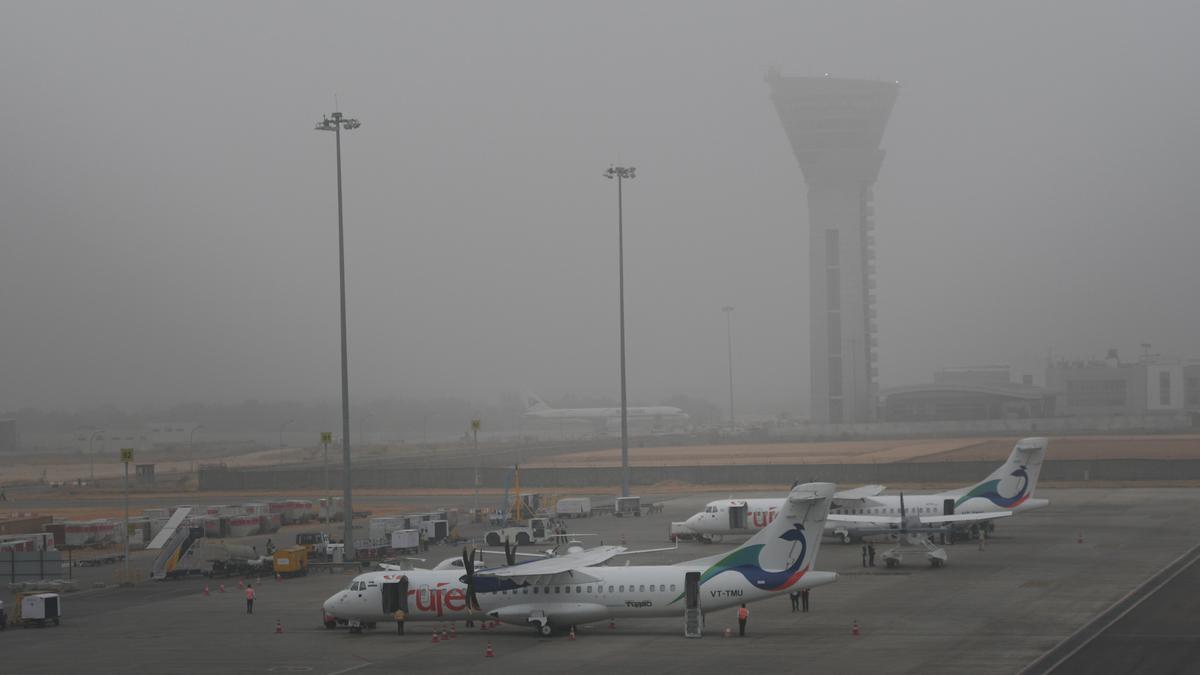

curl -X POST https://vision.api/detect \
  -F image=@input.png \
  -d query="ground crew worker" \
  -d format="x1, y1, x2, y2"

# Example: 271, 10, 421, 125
868, 544, 876, 567
245, 583, 255, 614
861, 544, 868, 567
737, 603, 749, 637
789, 590, 800, 612
393, 609, 405, 635
801, 588, 810, 612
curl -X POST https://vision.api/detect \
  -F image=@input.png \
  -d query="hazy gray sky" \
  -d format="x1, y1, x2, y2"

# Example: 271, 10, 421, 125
2, 1, 1198, 416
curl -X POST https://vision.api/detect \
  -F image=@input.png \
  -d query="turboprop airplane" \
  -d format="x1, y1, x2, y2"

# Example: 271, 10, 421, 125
322, 482, 837, 637
681, 437, 1051, 551
522, 391, 689, 426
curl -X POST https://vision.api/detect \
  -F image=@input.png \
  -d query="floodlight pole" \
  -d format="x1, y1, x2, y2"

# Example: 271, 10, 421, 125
316, 111, 360, 559
723, 306, 735, 430
604, 165, 635, 497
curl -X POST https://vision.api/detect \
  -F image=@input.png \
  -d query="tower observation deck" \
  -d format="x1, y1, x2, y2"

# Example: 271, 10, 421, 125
767, 70, 898, 423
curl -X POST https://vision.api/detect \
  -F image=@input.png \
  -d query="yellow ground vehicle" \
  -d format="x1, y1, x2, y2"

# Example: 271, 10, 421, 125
272, 546, 309, 577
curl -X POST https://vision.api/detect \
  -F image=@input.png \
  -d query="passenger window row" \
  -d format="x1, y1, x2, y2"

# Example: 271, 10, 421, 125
496, 583, 677, 595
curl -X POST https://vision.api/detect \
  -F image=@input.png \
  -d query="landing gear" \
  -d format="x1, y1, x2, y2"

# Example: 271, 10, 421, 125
840, 532, 852, 545
537, 622, 553, 637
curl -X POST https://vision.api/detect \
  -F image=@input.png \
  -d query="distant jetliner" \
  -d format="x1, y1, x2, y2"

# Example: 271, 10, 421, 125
522, 391, 689, 424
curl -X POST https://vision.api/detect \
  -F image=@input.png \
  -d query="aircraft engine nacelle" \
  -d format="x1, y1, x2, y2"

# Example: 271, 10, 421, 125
490, 602, 610, 628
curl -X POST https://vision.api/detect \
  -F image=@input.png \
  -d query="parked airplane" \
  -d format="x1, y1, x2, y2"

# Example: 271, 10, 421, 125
682, 437, 1050, 553
522, 391, 689, 425
322, 482, 838, 636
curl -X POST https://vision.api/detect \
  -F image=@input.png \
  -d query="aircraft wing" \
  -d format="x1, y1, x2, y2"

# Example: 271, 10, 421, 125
919, 511, 1012, 525
833, 484, 886, 503
828, 514, 902, 525
474, 545, 625, 585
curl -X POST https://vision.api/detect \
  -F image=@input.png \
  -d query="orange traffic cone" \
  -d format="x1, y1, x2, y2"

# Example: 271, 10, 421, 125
450, 623, 457, 639
608, 619, 616, 630
203, 585, 210, 596
851, 620, 861, 637
620, 532, 627, 546
485, 641, 495, 658
276, 573, 282, 582
442, 626, 449, 641
218, 584, 226, 593
724, 627, 732, 638
568, 627, 576, 641
238, 579, 244, 589
481, 621, 488, 631
275, 620, 283, 634
431, 630, 440, 644
1077, 531, 1084, 544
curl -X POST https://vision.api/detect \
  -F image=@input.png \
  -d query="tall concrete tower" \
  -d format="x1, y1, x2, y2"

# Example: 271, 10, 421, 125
767, 70, 898, 423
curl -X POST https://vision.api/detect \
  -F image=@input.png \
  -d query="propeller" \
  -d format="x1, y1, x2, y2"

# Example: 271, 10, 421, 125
504, 537, 517, 566
461, 545, 481, 611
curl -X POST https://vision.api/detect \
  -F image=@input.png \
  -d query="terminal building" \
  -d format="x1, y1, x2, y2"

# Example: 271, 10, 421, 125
881, 367, 1055, 422
767, 70, 898, 424
1045, 349, 1200, 418
880, 353, 1200, 424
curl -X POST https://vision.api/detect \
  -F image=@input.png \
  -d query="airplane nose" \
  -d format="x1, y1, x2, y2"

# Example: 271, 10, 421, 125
322, 592, 341, 615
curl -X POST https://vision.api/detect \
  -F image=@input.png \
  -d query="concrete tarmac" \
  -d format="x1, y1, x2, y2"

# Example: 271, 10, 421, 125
1041, 544, 1200, 675
2, 487, 1199, 674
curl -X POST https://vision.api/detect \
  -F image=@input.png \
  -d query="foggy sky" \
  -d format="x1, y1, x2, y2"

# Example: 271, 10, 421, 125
2, 1, 1198, 417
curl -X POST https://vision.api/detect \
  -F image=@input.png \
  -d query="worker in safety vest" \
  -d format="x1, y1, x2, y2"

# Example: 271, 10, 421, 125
737, 603, 749, 636
246, 583, 255, 614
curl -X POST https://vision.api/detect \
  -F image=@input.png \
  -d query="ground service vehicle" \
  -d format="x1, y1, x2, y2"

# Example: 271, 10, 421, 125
13, 593, 61, 628
484, 517, 552, 546
273, 546, 309, 577
615, 496, 641, 517
296, 532, 330, 556
390, 529, 420, 554
555, 497, 591, 518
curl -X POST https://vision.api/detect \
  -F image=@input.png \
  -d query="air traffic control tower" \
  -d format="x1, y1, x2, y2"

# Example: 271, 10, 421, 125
767, 70, 898, 423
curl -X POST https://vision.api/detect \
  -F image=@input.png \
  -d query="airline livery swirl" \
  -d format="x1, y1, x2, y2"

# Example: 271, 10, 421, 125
955, 465, 1030, 509
697, 523, 809, 591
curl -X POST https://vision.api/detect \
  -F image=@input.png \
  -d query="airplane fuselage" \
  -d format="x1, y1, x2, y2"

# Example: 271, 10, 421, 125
524, 406, 687, 421
322, 563, 836, 627
685, 494, 1049, 538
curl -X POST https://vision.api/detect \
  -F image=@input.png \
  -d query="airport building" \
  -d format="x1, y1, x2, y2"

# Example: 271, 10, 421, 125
767, 70, 898, 424
0, 419, 15, 453
881, 356, 1200, 424
1045, 350, 1200, 418
881, 367, 1055, 422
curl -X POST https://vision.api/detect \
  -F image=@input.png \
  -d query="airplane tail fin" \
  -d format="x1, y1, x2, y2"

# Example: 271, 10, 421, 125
522, 391, 551, 413
690, 482, 834, 591
954, 437, 1048, 510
